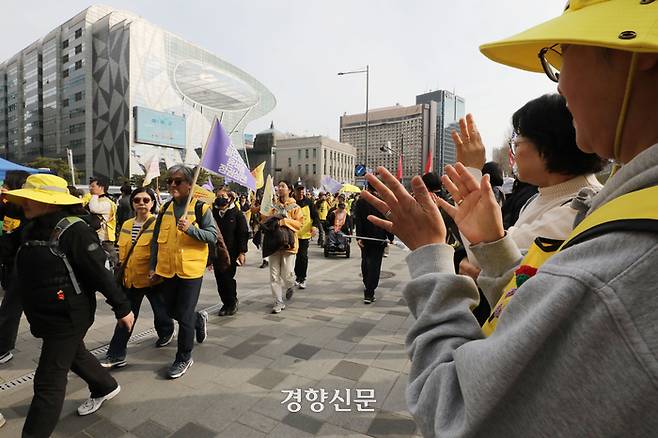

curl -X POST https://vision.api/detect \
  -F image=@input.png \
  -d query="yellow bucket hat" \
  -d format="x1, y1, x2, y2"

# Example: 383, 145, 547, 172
480, 0, 658, 73
6, 174, 82, 205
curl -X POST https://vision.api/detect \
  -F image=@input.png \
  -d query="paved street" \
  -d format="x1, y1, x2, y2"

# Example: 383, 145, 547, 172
0, 240, 420, 437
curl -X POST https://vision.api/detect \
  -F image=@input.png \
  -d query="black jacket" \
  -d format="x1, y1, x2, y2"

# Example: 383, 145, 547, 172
116, 195, 134, 236
16, 211, 131, 338
211, 205, 249, 260
353, 198, 394, 245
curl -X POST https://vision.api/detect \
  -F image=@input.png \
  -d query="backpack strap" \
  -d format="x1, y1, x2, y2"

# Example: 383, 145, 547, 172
561, 185, 658, 251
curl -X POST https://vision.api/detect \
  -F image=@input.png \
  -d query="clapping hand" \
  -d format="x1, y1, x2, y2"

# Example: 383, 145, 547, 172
452, 113, 486, 170
437, 163, 504, 246
360, 167, 446, 251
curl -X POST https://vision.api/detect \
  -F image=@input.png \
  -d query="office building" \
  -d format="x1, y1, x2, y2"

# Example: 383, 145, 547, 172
339, 104, 434, 186
416, 90, 466, 173
0, 5, 275, 181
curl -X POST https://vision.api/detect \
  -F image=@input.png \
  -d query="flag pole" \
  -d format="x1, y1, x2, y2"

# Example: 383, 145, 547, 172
184, 116, 218, 211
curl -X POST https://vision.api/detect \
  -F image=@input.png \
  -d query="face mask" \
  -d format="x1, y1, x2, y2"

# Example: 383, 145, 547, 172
216, 197, 229, 208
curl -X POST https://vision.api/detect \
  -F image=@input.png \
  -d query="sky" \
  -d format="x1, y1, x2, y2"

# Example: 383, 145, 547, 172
1, 0, 563, 158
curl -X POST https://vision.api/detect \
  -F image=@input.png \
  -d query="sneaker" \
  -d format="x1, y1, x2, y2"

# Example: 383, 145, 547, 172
99, 356, 127, 369
155, 331, 174, 348
77, 385, 120, 416
363, 295, 376, 304
285, 287, 295, 300
0, 412, 5, 428
271, 301, 286, 314
218, 301, 238, 316
298, 281, 307, 289
167, 359, 193, 379
195, 311, 208, 343
0, 351, 13, 364
259, 260, 269, 268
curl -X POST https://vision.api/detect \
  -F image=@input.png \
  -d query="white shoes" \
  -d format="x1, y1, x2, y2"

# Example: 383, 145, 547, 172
0, 412, 5, 428
272, 301, 286, 314
77, 385, 121, 416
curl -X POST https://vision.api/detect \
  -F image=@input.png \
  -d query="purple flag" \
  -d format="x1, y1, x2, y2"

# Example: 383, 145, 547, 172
200, 119, 256, 191
320, 175, 342, 193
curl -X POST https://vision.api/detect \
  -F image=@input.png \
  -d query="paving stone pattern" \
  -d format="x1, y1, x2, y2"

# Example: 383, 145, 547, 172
0, 242, 422, 437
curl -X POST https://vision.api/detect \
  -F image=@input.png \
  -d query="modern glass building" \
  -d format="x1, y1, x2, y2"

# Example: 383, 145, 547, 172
416, 90, 466, 174
0, 5, 275, 182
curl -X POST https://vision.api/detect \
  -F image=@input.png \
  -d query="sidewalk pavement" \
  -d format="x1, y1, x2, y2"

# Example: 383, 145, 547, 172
0, 241, 421, 437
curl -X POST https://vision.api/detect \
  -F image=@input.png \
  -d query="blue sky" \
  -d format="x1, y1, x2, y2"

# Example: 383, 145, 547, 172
2, 1, 562, 157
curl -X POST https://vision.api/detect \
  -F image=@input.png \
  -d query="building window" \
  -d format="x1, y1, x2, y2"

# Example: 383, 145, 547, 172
305, 164, 309, 175
62, 98, 69, 107
305, 149, 309, 159
74, 92, 82, 101
62, 54, 69, 63
288, 157, 291, 167
62, 40, 69, 49
75, 44, 82, 54
313, 148, 317, 159
297, 164, 301, 176
297, 150, 301, 160
63, 68, 69, 78
75, 60, 82, 70
75, 28, 82, 39
313, 164, 316, 175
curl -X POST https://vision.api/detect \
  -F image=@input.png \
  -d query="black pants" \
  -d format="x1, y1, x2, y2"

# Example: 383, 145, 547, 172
0, 282, 22, 353
294, 238, 310, 282
361, 243, 385, 298
23, 333, 118, 438
159, 276, 203, 363
213, 260, 238, 308
107, 286, 174, 359
318, 221, 326, 246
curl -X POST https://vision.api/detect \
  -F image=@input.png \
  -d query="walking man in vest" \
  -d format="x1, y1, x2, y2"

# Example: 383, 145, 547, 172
88, 176, 118, 269
211, 187, 249, 316
149, 165, 216, 379
293, 182, 319, 290
315, 192, 329, 247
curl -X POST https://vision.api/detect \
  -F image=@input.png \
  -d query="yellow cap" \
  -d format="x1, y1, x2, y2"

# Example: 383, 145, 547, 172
480, 0, 658, 73
6, 174, 82, 205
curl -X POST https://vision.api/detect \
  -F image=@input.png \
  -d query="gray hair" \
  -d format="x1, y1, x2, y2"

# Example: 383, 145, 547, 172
167, 165, 194, 183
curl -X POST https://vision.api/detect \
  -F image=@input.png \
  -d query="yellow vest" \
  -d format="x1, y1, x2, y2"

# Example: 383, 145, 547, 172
298, 204, 313, 240
317, 200, 329, 220
2, 216, 20, 233
155, 199, 209, 279
118, 216, 155, 289
482, 185, 658, 336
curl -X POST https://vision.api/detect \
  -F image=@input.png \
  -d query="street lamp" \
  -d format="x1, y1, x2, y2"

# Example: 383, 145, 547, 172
338, 65, 369, 171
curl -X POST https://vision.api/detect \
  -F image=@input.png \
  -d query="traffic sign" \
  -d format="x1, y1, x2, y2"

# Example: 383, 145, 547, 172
354, 164, 366, 177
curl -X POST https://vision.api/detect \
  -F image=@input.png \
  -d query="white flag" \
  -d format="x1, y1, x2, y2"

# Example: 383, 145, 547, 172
142, 154, 160, 187
260, 174, 275, 215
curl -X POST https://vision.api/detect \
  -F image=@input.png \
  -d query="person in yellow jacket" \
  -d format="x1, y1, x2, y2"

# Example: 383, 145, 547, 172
100, 188, 175, 369
148, 165, 217, 379
88, 176, 118, 268
262, 180, 303, 314
315, 192, 329, 247
293, 182, 319, 290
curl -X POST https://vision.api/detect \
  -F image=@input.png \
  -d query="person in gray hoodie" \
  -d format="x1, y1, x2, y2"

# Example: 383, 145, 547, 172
359, 1, 658, 436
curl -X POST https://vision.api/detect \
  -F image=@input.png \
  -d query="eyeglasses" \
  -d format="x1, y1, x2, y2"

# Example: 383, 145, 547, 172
538, 44, 562, 83
166, 177, 185, 186
508, 135, 531, 156
132, 197, 152, 204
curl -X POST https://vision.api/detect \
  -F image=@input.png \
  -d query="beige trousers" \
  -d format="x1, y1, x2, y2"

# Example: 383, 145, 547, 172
269, 250, 296, 303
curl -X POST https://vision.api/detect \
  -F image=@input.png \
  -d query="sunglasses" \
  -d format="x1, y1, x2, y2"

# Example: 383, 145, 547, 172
538, 44, 561, 83
166, 177, 186, 186
133, 197, 152, 204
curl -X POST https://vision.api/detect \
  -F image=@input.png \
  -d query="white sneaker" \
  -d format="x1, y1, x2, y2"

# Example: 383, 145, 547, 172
77, 385, 121, 416
272, 301, 286, 314
298, 281, 307, 289
0, 412, 5, 428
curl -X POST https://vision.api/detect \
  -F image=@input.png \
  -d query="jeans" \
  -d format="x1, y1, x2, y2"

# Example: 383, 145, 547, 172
360, 243, 385, 297
269, 251, 296, 303
23, 333, 118, 438
0, 282, 22, 353
107, 286, 174, 359
213, 260, 238, 308
318, 220, 326, 246
159, 276, 203, 363
294, 239, 310, 282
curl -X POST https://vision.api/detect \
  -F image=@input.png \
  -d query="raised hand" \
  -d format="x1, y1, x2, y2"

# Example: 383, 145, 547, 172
437, 163, 504, 246
452, 113, 486, 170
361, 166, 446, 251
